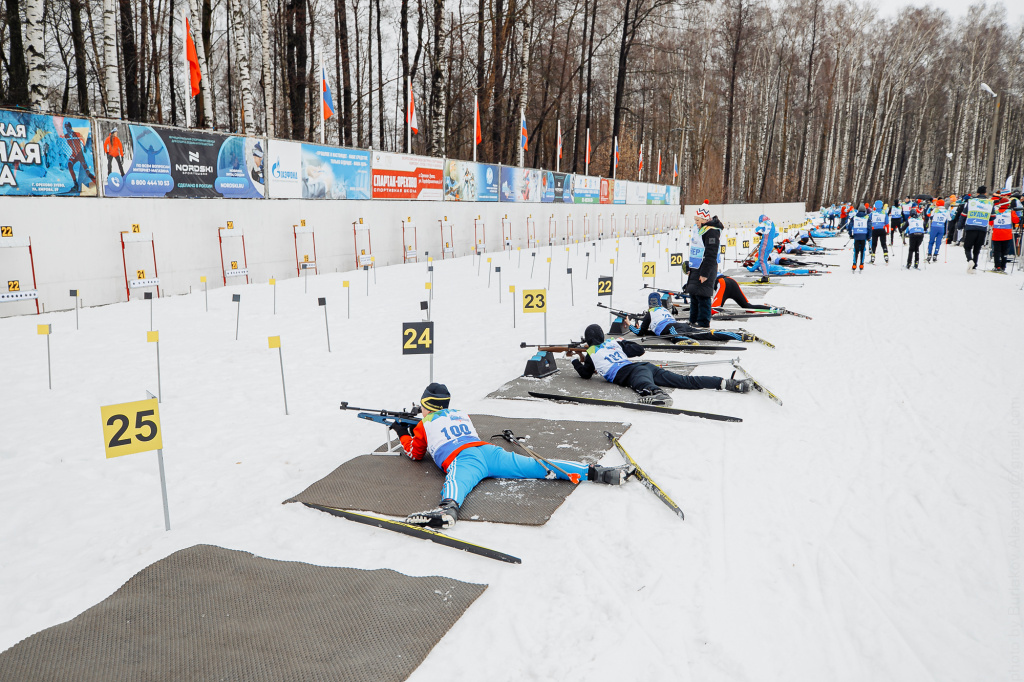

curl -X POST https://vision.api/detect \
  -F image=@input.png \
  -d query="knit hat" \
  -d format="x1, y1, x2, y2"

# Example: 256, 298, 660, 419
420, 383, 451, 411
934, 199, 944, 207
648, 292, 663, 308
977, 185, 987, 194
874, 200, 883, 210
584, 324, 605, 347
695, 201, 711, 221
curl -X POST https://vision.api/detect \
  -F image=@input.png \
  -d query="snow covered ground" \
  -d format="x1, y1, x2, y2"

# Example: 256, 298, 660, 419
1, 230, 1021, 681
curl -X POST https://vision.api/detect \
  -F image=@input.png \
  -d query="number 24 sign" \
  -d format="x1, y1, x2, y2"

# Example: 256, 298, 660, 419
101, 398, 163, 458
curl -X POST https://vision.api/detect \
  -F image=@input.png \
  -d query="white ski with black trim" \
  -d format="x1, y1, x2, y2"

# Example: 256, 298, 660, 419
730, 360, 783, 406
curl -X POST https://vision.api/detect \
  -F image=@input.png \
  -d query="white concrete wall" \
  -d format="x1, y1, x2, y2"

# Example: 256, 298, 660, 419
0, 196, 680, 316
682, 202, 806, 229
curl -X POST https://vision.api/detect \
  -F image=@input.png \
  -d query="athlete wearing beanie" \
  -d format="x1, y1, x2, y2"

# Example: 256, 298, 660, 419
391, 382, 633, 529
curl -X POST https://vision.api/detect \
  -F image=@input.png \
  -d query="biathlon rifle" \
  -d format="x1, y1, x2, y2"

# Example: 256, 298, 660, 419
641, 284, 687, 299
596, 302, 644, 319
340, 401, 422, 427
520, 340, 589, 360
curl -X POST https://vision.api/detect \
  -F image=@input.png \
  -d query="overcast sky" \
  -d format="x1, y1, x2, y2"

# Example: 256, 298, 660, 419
870, 0, 1023, 21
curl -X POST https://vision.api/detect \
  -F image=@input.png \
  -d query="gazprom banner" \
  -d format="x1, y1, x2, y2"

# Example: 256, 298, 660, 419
96, 122, 265, 198
575, 175, 600, 204
267, 140, 371, 199
499, 166, 541, 202
443, 159, 498, 202
0, 110, 97, 196
371, 151, 443, 200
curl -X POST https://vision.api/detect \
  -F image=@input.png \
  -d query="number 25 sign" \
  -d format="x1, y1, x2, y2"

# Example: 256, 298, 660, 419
101, 398, 163, 458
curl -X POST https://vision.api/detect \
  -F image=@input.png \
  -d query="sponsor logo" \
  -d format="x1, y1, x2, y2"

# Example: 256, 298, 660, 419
188, 151, 200, 163
271, 157, 298, 180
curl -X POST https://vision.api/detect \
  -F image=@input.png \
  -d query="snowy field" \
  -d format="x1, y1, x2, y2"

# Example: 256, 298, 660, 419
1, 230, 1021, 681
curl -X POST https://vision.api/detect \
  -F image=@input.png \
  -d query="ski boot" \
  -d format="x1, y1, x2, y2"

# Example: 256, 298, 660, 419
405, 499, 459, 529
859, 263, 864, 270
722, 378, 752, 393
870, 254, 876, 264
852, 263, 856, 271
884, 254, 889, 264
638, 388, 673, 406
589, 464, 634, 485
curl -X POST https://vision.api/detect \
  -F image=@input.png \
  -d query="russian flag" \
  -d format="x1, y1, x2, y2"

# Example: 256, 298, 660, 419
557, 121, 562, 160
322, 64, 335, 120
614, 136, 619, 171
521, 112, 528, 152
408, 84, 419, 135
673, 154, 678, 181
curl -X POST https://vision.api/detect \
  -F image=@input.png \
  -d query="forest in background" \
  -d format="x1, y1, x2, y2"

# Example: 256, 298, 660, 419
2, 0, 1022, 206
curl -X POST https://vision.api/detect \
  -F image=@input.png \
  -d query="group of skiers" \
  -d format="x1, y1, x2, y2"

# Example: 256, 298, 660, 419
833, 186, 1022, 272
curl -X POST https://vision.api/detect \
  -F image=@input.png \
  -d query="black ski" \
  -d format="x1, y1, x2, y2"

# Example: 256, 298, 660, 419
731, 361, 782, 406
304, 503, 522, 564
604, 432, 684, 520
527, 391, 742, 423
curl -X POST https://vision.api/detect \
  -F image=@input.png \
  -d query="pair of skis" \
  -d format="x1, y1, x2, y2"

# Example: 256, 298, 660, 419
730, 360, 782, 406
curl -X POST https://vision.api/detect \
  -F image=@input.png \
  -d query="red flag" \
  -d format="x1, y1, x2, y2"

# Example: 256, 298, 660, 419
408, 84, 419, 135
657, 151, 662, 179
185, 17, 201, 98
586, 129, 591, 166
475, 98, 482, 145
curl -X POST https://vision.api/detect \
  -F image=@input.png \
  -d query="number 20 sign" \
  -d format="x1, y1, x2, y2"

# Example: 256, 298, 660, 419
101, 398, 163, 458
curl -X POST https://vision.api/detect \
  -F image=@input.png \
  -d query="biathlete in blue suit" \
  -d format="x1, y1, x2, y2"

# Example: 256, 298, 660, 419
629, 292, 752, 343
393, 383, 632, 529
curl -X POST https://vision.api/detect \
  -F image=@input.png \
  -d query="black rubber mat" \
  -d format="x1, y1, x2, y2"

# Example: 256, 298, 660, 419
487, 356, 694, 402
287, 414, 630, 525
0, 545, 486, 682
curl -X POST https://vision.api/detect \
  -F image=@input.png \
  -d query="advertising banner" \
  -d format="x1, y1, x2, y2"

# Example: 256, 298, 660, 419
499, 166, 541, 202
540, 171, 574, 203
574, 175, 600, 204
443, 159, 499, 202
266, 140, 371, 199
613, 179, 627, 204
0, 110, 97, 196
627, 181, 647, 205
646, 184, 667, 205
371, 151, 443, 200
96, 122, 265, 198
668, 186, 680, 206
600, 178, 612, 204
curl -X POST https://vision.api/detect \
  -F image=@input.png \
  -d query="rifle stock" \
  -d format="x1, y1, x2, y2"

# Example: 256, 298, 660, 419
521, 341, 589, 358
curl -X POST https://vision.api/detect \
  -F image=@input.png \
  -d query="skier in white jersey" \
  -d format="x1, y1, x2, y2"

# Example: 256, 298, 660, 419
392, 383, 632, 529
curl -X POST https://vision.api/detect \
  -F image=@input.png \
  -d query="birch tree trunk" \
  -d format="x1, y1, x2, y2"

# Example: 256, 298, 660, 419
517, 0, 532, 155
103, 0, 122, 118
427, 0, 447, 156
24, 0, 46, 111
261, 0, 274, 137
228, 0, 255, 134
187, 0, 214, 127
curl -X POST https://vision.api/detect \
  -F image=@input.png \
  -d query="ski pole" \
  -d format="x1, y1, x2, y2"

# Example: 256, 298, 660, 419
493, 430, 580, 483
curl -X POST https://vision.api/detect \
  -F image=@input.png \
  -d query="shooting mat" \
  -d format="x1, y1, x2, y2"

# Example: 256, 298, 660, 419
286, 414, 630, 525
0, 544, 485, 682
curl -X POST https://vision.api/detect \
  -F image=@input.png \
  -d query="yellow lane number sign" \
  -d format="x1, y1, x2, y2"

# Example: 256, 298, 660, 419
522, 289, 547, 313
402, 321, 434, 355
101, 398, 163, 458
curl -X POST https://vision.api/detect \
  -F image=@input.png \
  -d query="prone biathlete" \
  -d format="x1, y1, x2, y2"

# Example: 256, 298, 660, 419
869, 200, 890, 264
393, 383, 633, 529
712, 274, 772, 310
572, 324, 751, 406
629, 293, 750, 343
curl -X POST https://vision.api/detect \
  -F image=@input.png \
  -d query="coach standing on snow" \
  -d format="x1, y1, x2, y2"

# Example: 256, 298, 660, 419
684, 201, 723, 328
951, 185, 995, 272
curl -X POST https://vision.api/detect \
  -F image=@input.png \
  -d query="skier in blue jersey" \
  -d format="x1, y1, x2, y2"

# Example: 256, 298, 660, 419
868, 200, 890, 264
753, 215, 778, 280
926, 199, 949, 262
570, 324, 750, 407
393, 383, 633, 529
850, 204, 870, 270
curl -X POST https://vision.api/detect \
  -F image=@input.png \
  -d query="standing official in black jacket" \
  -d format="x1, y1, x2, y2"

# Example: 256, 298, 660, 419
683, 202, 723, 328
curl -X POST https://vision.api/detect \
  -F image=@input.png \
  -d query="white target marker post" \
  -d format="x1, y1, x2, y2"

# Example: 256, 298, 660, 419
232, 294, 241, 340
510, 285, 516, 327
148, 331, 162, 402
487, 257, 493, 287
319, 297, 331, 352
523, 289, 547, 344
567, 267, 575, 306
344, 280, 351, 318
547, 257, 553, 288
270, 278, 277, 314
70, 289, 79, 329
496, 267, 502, 302
101, 397, 169, 530
200, 276, 208, 312
38, 324, 51, 389
144, 291, 154, 331
268, 336, 288, 415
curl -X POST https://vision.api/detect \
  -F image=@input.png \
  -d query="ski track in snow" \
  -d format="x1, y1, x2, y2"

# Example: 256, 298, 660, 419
0, 232, 1020, 681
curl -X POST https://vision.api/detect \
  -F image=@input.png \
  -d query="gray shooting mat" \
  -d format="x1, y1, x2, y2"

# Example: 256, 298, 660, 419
286, 414, 630, 526
0, 544, 486, 682
487, 356, 695, 403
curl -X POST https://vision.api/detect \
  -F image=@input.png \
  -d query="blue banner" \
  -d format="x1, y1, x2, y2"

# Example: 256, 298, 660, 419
267, 140, 371, 199
499, 166, 541, 202
443, 160, 498, 202
0, 110, 97, 196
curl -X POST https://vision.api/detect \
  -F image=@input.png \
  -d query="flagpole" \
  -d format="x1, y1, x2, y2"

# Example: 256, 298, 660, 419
557, 121, 561, 173
407, 77, 411, 154
519, 108, 525, 168
585, 128, 590, 176
319, 53, 326, 144
613, 135, 617, 180
183, 9, 190, 129
474, 95, 478, 162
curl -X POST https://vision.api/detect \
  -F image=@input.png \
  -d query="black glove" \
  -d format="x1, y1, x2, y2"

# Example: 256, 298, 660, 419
389, 421, 413, 438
